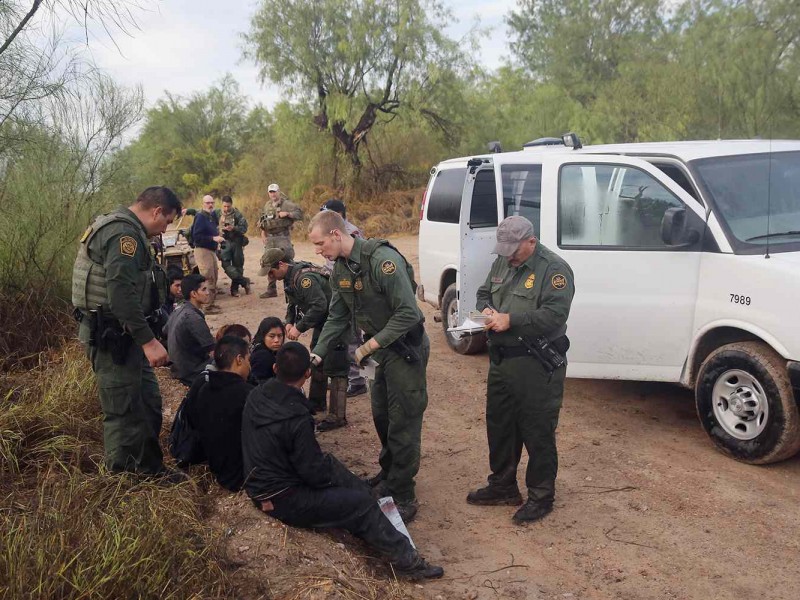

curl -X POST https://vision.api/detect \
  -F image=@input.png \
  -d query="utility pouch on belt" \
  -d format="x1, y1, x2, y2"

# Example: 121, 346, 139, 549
94, 305, 133, 365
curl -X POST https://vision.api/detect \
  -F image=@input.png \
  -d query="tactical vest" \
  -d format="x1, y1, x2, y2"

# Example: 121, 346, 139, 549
72, 211, 155, 317
290, 261, 331, 290
359, 239, 417, 293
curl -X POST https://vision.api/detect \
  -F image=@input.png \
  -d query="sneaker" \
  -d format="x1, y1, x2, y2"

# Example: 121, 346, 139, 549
393, 555, 444, 581
512, 500, 553, 525
395, 499, 419, 523
259, 289, 278, 299
243, 279, 251, 295
316, 417, 347, 432
346, 382, 368, 397
466, 483, 523, 506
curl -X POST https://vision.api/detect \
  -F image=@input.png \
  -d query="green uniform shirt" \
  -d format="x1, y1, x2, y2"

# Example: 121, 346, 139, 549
476, 242, 575, 347
81, 208, 157, 346
284, 262, 332, 333
314, 237, 423, 358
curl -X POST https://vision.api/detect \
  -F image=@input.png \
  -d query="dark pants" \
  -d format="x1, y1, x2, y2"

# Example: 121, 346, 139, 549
221, 241, 247, 292
268, 456, 415, 564
370, 334, 430, 502
85, 339, 164, 474
485, 354, 564, 503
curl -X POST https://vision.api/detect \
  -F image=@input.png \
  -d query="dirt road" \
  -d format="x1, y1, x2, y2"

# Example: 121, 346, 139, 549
193, 235, 800, 599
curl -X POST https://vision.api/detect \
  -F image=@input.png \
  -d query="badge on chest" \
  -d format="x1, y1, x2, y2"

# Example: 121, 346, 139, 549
524, 274, 536, 289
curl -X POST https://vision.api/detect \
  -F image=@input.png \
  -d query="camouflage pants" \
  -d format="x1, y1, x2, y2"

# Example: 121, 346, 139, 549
262, 235, 294, 294
370, 334, 430, 502
221, 241, 247, 291
84, 337, 164, 475
485, 354, 565, 503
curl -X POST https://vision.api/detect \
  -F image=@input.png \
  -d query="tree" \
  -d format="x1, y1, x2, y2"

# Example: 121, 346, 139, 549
243, 0, 466, 180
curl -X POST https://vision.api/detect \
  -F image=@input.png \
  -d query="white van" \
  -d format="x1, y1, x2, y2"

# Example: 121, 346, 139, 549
418, 138, 800, 464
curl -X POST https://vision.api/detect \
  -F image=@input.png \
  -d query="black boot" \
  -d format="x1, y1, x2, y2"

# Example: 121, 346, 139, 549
392, 550, 444, 581
364, 470, 385, 488
466, 483, 523, 506
395, 498, 419, 523
512, 499, 553, 525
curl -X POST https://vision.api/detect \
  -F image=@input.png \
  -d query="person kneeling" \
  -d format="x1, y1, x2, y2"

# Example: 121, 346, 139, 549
241, 342, 443, 580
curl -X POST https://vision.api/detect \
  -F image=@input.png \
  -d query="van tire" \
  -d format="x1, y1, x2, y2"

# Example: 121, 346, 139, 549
441, 283, 487, 355
695, 341, 800, 464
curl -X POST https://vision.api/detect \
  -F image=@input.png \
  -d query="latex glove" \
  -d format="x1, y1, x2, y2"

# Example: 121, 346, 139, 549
310, 353, 322, 367
354, 342, 374, 366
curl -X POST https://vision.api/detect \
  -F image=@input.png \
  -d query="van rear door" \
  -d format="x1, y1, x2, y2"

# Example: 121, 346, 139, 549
452, 160, 498, 335
544, 154, 708, 381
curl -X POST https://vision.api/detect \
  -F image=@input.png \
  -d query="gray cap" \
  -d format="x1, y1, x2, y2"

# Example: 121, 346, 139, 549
258, 247, 285, 276
267, 183, 280, 192
492, 216, 535, 256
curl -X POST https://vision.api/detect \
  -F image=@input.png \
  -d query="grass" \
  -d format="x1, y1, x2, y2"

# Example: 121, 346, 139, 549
0, 347, 231, 599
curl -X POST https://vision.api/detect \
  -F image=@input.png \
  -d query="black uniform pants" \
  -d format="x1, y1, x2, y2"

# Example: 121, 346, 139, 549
267, 456, 415, 565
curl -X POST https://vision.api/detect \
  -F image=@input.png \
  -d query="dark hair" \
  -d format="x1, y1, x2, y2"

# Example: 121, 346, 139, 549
167, 266, 184, 284
320, 198, 346, 218
275, 342, 310, 382
221, 195, 233, 204
136, 186, 182, 215
215, 323, 252, 342
181, 273, 206, 301
214, 335, 250, 370
254, 316, 285, 347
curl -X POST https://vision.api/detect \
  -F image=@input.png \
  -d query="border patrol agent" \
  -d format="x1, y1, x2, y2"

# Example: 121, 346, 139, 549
72, 186, 184, 479
258, 183, 303, 298
260, 248, 350, 431
467, 216, 575, 524
308, 210, 428, 523
219, 195, 251, 296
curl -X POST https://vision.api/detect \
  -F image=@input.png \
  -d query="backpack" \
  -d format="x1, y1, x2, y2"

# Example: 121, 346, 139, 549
169, 381, 206, 467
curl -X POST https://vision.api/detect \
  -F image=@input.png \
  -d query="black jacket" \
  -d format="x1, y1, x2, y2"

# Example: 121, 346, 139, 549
185, 370, 253, 491
250, 343, 277, 383
241, 379, 332, 501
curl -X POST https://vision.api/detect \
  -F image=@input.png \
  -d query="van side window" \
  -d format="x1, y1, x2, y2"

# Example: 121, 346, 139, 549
559, 164, 686, 248
468, 169, 498, 228
652, 162, 701, 201
426, 168, 464, 224
501, 164, 542, 233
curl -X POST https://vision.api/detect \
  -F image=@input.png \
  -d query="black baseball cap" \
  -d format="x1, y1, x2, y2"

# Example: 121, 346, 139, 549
320, 198, 346, 217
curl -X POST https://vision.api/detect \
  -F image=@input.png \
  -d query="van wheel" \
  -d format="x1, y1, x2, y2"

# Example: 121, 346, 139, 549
695, 341, 800, 464
441, 283, 486, 355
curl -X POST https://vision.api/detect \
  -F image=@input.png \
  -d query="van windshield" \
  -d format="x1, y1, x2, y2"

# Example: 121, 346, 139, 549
692, 151, 800, 253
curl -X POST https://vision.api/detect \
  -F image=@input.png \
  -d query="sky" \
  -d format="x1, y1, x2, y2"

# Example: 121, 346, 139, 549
56, 0, 519, 110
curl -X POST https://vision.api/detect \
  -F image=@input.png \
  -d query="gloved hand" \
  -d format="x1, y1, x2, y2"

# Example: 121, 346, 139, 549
310, 353, 323, 367
354, 342, 374, 366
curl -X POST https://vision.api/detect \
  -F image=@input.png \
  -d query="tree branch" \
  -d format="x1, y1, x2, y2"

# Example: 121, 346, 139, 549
0, 0, 45, 57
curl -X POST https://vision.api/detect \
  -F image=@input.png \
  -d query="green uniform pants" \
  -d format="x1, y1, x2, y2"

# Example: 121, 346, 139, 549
485, 353, 565, 503
86, 341, 164, 474
221, 241, 247, 291
308, 329, 349, 411
370, 334, 430, 502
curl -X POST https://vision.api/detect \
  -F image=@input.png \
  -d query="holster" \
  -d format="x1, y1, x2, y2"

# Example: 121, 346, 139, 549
386, 321, 425, 363
100, 323, 134, 365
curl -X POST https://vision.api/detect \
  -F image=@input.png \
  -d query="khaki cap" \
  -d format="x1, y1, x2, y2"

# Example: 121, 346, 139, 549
267, 183, 280, 192
492, 216, 535, 256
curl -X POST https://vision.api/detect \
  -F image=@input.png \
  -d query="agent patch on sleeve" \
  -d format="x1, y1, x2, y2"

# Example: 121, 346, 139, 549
119, 236, 137, 257
300, 277, 312, 289
381, 260, 396, 275
551, 274, 568, 290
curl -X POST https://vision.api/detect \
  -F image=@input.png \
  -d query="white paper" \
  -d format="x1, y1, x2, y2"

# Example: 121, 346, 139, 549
446, 318, 487, 338
360, 358, 379, 381
378, 496, 415, 548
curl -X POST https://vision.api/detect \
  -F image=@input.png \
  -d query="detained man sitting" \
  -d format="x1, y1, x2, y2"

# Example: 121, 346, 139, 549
241, 342, 444, 580
165, 273, 215, 385
185, 335, 253, 491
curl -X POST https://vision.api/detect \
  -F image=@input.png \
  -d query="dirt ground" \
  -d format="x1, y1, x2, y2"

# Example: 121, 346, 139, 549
162, 235, 800, 600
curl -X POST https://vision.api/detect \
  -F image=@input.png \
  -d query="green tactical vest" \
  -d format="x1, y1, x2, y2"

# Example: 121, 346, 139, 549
72, 211, 154, 317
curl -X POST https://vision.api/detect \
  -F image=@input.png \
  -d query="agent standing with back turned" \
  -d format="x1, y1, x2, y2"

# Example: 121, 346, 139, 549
467, 216, 575, 524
